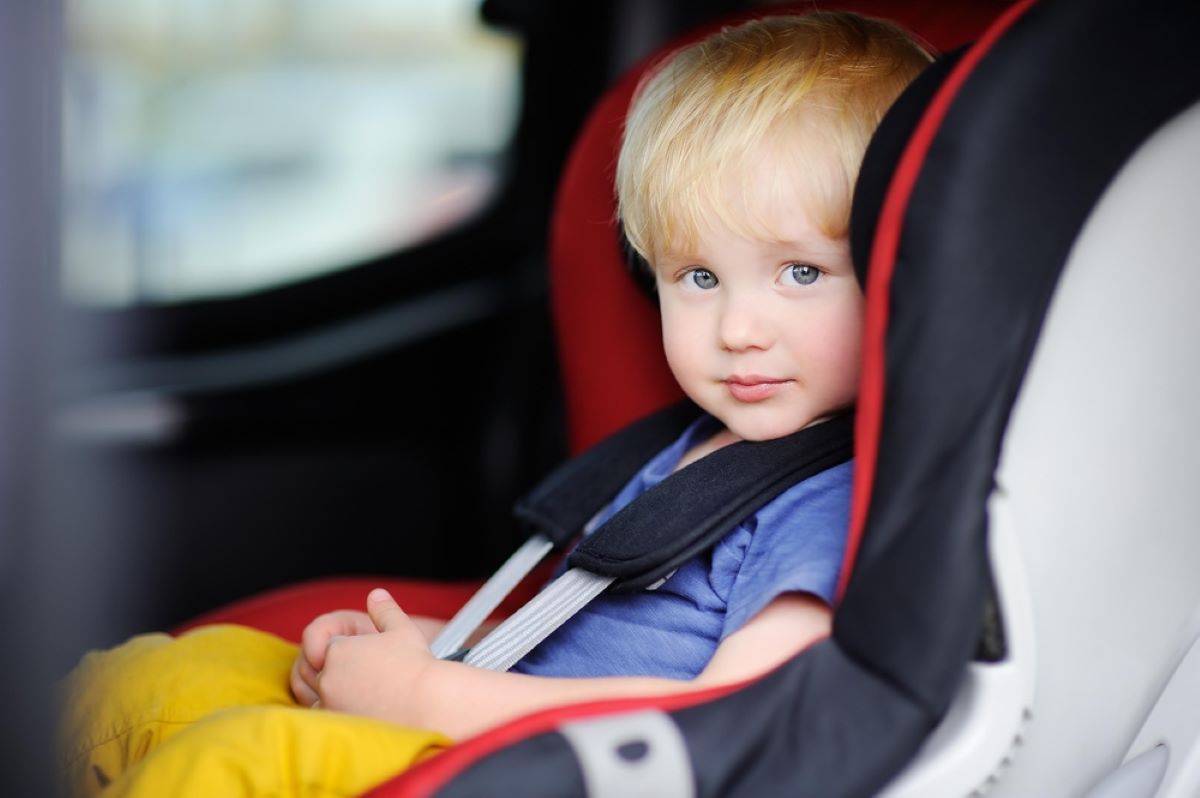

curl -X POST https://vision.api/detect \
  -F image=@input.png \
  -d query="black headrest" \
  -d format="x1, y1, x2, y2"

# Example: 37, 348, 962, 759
850, 48, 966, 286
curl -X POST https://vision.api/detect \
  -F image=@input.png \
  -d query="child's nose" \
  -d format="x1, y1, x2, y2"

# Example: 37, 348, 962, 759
717, 296, 772, 351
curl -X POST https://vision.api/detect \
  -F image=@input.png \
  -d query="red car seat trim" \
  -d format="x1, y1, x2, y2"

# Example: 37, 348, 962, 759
839, 0, 1038, 601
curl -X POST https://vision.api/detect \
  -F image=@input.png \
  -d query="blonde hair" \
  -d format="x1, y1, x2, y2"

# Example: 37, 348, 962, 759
617, 12, 932, 263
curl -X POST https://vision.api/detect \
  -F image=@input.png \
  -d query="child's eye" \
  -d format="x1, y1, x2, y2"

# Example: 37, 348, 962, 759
782, 263, 821, 287
684, 268, 719, 290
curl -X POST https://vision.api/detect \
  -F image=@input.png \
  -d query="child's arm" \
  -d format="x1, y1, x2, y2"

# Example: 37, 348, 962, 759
315, 588, 831, 740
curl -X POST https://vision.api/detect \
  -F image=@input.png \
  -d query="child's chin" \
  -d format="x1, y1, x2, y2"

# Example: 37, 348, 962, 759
725, 416, 810, 443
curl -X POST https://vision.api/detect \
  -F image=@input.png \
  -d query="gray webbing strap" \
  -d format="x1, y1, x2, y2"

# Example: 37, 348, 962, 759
430, 533, 555, 660
463, 568, 615, 671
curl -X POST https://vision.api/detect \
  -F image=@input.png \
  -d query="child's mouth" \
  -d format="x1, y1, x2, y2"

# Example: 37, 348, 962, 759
724, 376, 792, 403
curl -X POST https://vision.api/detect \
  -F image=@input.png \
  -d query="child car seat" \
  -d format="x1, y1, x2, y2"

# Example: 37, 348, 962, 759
181, 0, 1200, 795
844, 1, 1200, 794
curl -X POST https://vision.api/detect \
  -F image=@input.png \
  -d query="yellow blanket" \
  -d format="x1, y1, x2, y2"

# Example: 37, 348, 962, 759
60, 625, 450, 797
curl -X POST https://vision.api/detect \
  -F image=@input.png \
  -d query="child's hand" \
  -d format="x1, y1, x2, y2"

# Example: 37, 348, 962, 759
290, 609, 377, 707
313, 588, 437, 726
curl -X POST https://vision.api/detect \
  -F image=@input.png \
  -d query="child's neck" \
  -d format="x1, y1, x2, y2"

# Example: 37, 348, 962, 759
673, 427, 741, 473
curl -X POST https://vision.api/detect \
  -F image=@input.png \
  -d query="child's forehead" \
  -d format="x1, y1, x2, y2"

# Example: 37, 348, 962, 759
655, 211, 848, 270
656, 166, 847, 260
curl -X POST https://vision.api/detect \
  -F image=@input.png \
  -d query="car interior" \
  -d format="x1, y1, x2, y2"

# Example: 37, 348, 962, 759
2, 0, 1198, 795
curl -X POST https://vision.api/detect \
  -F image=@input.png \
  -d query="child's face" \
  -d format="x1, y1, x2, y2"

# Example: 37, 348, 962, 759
654, 205, 862, 442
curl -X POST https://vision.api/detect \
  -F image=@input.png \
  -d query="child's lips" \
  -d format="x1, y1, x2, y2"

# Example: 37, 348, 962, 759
724, 375, 793, 402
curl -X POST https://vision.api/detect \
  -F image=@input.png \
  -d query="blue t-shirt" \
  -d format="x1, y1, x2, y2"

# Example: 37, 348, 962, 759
512, 415, 853, 680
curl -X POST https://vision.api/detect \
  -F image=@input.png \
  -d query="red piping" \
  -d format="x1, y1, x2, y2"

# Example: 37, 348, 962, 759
373, 682, 744, 797
836, 0, 1040, 601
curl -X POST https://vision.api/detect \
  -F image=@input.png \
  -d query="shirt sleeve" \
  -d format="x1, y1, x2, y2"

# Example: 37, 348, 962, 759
719, 460, 854, 641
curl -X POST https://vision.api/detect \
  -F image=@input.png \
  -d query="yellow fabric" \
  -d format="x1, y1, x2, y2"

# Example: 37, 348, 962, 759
60, 624, 450, 798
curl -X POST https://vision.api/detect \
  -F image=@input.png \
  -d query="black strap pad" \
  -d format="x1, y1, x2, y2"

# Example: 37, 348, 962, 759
570, 414, 854, 592
512, 401, 702, 548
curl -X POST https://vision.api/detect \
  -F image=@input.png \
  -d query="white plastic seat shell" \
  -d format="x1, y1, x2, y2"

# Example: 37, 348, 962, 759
880, 97, 1200, 797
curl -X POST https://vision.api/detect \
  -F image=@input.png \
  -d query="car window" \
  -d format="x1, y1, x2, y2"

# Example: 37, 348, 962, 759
62, 0, 522, 306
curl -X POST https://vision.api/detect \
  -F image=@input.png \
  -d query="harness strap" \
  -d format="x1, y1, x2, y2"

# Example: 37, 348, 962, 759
463, 569, 614, 671
457, 413, 855, 671
430, 533, 555, 659
431, 402, 699, 660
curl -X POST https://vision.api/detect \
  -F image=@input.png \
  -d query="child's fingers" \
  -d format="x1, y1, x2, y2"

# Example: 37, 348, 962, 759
295, 651, 320, 691
300, 615, 336, 671
289, 656, 320, 707
300, 610, 370, 670
366, 588, 408, 633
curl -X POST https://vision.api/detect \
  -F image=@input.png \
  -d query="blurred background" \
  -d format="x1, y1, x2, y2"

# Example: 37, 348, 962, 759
63, 0, 522, 306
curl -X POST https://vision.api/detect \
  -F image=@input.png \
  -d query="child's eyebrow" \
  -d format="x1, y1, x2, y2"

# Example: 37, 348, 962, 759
762, 240, 847, 261
654, 252, 705, 268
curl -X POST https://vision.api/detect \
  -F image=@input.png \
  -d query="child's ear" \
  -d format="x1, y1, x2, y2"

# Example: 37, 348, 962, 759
617, 221, 658, 301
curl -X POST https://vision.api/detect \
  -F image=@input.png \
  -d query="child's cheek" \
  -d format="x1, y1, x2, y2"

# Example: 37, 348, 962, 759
660, 304, 705, 389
